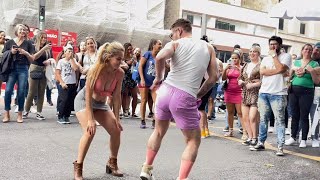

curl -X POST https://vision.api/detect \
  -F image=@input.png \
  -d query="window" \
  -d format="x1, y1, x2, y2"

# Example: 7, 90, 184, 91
278, 18, 284, 30
217, 51, 232, 63
187, 15, 194, 25
215, 20, 235, 31
300, 23, 306, 34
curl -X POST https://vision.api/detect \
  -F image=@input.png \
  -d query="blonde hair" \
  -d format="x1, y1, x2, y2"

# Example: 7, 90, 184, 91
86, 41, 125, 89
250, 45, 261, 62
14, 24, 27, 36
85, 37, 97, 52
35, 31, 50, 59
251, 45, 261, 55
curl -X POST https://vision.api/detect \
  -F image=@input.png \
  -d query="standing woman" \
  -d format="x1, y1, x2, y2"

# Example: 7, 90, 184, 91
2, 24, 35, 123
73, 42, 125, 179
285, 44, 319, 148
76, 41, 86, 63
222, 51, 243, 136
78, 37, 97, 91
0, 30, 6, 97
239, 46, 261, 146
122, 43, 139, 118
138, 39, 162, 129
23, 31, 52, 120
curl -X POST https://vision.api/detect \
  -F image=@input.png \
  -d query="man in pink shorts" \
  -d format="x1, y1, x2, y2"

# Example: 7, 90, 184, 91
140, 19, 218, 180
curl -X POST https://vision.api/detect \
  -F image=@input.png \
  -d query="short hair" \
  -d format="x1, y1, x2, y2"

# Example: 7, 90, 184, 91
252, 43, 260, 47
14, 24, 27, 36
233, 44, 241, 49
251, 45, 261, 55
171, 18, 192, 33
200, 35, 209, 42
269, 36, 283, 45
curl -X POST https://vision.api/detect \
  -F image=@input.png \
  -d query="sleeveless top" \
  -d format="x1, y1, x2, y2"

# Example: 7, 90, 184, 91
94, 71, 119, 97
165, 38, 210, 97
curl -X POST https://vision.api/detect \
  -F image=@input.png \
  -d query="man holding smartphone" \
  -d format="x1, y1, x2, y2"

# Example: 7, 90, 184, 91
250, 36, 292, 156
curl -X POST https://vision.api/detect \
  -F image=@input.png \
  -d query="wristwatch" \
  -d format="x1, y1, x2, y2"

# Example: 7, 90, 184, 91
271, 53, 277, 58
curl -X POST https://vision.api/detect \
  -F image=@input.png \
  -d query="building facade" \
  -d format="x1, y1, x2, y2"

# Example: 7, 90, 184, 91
164, 0, 320, 62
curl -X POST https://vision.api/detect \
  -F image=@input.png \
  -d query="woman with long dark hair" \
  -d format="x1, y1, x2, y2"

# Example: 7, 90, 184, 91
138, 39, 162, 128
121, 43, 139, 118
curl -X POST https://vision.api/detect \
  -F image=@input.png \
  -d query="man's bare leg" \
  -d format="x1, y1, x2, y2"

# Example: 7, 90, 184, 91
178, 128, 201, 179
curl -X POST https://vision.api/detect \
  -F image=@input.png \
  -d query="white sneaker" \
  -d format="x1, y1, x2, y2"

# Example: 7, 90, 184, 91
268, 127, 274, 133
285, 137, 297, 146
140, 164, 154, 180
312, 139, 319, 148
36, 113, 45, 120
299, 140, 307, 148
285, 128, 290, 135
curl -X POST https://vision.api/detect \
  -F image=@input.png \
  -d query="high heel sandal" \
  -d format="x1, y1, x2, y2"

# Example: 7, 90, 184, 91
73, 161, 83, 180
224, 129, 234, 137
2, 118, 10, 123
106, 157, 123, 177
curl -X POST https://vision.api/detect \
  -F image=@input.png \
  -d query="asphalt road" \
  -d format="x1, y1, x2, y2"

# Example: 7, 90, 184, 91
0, 92, 319, 180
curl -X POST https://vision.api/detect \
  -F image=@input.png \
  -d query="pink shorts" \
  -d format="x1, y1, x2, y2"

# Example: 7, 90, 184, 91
155, 83, 200, 130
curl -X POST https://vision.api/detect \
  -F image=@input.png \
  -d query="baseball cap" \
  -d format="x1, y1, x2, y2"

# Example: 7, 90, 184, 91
314, 42, 320, 48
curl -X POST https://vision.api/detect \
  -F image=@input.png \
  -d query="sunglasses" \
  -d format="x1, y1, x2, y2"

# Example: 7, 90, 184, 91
169, 28, 179, 40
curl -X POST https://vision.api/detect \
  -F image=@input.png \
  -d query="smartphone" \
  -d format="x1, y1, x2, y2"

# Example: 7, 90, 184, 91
230, 59, 234, 67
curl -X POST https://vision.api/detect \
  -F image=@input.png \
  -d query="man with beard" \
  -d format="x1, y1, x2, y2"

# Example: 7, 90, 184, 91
250, 36, 292, 156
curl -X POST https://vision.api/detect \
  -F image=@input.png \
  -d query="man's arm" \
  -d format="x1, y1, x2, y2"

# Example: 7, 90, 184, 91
260, 55, 290, 76
155, 41, 176, 80
197, 44, 218, 99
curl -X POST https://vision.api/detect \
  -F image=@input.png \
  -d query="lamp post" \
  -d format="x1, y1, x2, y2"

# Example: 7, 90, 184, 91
39, 0, 46, 30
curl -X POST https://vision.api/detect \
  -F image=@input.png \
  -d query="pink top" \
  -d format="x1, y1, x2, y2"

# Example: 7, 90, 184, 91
224, 68, 242, 104
94, 72, 118, 97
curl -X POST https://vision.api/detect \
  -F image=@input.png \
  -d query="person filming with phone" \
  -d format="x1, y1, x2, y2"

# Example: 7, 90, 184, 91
23, 31, 53, 121
2, 24, 39, 123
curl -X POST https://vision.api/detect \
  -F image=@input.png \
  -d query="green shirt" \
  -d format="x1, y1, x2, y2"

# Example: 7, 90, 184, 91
292, 60, 319, 88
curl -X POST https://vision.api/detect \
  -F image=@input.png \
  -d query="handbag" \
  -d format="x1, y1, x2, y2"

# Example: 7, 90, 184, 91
29, 64, 45, 79
30, 70, 44, 79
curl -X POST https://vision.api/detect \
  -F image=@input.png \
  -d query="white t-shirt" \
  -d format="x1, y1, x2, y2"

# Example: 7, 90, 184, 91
56, 58, 77, 84
259, 53, 292, 95
80, 53, 97, 79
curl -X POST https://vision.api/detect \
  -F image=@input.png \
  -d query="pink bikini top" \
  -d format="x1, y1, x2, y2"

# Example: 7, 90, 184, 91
94, 72, 118, 97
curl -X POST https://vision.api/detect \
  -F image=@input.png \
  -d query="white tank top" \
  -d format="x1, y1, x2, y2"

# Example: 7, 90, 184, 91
164, 38, 210, 97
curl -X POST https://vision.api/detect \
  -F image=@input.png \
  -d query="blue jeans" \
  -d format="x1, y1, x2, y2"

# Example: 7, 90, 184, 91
46, 85, 52, 102
258, 93, 287, 147
4, 65, 28, 112
309, 97, 320, 140
205, 83, 219, 118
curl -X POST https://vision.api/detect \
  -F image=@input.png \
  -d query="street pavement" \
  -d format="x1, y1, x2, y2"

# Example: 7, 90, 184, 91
0, 91, 319, 180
